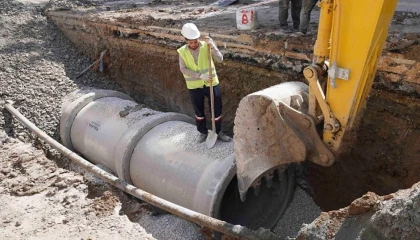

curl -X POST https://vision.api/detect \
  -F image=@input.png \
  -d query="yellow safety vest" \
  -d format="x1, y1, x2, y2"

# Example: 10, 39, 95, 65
177, 41, 219, 89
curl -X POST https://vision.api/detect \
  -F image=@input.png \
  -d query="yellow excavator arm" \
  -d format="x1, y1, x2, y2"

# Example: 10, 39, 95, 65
307, 0, 399, 153
234, 0, 399, 200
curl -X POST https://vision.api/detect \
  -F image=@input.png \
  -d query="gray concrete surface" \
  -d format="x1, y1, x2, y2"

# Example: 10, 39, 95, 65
398, 0, 420, 13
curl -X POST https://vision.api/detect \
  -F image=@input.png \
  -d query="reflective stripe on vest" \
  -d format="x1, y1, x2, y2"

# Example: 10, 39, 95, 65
177, 41, 219, 89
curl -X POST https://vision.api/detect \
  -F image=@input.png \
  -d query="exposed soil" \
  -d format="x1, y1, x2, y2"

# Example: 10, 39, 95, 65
296, 184, 420, 239
304, 89, 420, 211
0, 134, 155, 239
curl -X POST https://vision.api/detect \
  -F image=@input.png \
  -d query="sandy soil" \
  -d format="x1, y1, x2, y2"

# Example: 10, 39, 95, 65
0, 132, 155, 239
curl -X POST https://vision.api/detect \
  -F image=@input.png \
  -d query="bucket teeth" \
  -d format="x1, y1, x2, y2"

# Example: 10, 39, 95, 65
266, 176, 273, 188
240, 191, 247, 202
240, 170, 278, 201
277, 169, 285, 181
253, 184, 261, 196
265, 170, 274, 188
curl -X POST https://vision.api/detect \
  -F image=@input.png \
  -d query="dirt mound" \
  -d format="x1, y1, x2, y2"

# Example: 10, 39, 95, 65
91, 191, 120, 217
296, 183, 420, 240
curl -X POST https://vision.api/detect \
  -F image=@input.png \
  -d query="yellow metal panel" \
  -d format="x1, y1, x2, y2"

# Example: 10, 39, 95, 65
324, 0, 398, 152
313, 0, 334, 64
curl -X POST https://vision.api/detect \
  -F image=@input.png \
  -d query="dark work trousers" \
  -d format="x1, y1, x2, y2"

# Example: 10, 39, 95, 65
189, 85, 222, 134
299, 0, 317, 33
279, 0, 302, 30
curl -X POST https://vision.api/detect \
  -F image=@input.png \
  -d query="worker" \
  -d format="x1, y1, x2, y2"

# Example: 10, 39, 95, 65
299, 0, 318, 34
177, 23, 231, 143
279, 0, 302, 33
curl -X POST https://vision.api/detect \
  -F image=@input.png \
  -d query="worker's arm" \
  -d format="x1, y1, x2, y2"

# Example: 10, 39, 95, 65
207, 38, 223, 63
211, 47, 223, 63
179, 55, 201, 79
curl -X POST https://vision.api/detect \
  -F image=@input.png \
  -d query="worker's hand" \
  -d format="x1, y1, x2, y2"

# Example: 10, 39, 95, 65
205, 37, 217, 49
200, 73, 213, 83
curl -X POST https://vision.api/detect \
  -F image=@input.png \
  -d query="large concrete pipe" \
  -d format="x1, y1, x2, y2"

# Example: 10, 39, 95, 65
60, 89, 295, 229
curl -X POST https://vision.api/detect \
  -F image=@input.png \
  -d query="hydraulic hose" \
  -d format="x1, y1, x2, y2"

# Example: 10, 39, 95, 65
4, 100, 281, 240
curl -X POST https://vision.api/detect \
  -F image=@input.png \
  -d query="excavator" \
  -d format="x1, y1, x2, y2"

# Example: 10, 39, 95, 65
234, 0, 399, 202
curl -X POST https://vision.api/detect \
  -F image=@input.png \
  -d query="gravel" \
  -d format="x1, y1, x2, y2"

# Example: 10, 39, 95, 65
160, 121, 235, 159
273, 187, 321, 239
0, 0, 123, 142
138, 214, 204, 240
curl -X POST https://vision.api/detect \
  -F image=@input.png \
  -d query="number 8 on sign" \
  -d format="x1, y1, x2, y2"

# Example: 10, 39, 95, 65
242, 13, 248, 24
236, 8, 258, 30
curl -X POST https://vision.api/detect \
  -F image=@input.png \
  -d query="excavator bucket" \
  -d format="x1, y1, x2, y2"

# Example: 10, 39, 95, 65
233, 81, 334, 201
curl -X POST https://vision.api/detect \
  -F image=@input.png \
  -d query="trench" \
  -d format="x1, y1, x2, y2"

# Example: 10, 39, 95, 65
114, 67, 420, 213
70, 64, 420, 215
47, 9, 420, 215
100, 46, 420, 212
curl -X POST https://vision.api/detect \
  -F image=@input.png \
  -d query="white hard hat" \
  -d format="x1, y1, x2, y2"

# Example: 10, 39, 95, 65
181, 23, 200, 40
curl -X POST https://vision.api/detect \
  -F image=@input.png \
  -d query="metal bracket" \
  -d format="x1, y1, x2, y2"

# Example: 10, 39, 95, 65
328, 62, 350, 88
303, 65, 341, 134
278, 103, 335, 167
